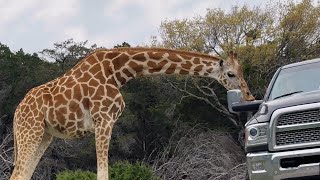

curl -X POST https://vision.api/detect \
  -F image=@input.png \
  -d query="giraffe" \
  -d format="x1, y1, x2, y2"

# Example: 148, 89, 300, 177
10, 47, 254, 180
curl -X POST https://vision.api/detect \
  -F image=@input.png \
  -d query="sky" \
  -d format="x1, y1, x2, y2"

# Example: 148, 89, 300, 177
0, 0, 287, 54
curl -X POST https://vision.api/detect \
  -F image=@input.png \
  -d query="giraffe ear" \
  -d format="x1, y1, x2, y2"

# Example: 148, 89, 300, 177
219, 60, 224, 68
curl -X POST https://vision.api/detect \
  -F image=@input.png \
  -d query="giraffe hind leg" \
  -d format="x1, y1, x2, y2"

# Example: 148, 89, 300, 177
10, 118, 50, 180
25, 132, 53, 179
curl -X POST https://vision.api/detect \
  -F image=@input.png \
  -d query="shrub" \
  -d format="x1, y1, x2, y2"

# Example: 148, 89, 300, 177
56, 170, 96, 180
55, 161, 158, 180
110, 161, 159, 180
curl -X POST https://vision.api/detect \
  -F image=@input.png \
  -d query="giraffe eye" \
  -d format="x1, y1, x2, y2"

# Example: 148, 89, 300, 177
227, 72, 236, 78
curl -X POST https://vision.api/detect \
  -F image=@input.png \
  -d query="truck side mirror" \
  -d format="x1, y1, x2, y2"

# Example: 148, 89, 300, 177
227, 89, 263, 113
227, 89, 243, 113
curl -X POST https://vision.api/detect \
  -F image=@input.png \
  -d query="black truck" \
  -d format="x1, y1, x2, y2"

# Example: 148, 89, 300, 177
227, 58, 320, 180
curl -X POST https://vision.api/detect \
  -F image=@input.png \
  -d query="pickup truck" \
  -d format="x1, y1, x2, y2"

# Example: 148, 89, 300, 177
227, 58, 320, 180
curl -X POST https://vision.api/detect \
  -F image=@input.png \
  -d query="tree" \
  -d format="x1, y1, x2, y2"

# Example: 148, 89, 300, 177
156, 0, 320, 99
40, 39, 98, 72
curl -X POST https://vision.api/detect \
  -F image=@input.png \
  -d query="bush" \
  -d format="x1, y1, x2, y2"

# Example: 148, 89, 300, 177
110, 161, 159, 180
55, 161, 158, 180
56, 170, 96, 180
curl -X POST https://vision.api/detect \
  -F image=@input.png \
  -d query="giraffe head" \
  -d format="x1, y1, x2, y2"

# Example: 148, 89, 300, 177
215, 51, 255, 101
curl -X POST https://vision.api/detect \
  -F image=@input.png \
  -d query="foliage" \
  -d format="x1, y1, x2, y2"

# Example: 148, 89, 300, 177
156, 0, 320, 99
1, 1, 320, 180
56, 170, 97, 180
55, 161, 158, 180
114, 42, 131, 48
40, 38, 98, 72
109, 161, 159, 180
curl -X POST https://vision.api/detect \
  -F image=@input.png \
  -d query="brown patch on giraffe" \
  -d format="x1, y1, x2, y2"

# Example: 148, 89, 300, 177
58, 76, 68, 85
95, 71, 106, 84
86, 55, 99, 65
95, 51, 106, 61
180, 69, 189, 75
92, 85, 105, 100
77, 120, 84, 129
80, 62, 91, 72
65, 76, 77, 87
206, 68, 214, 73
68, 125, 76, 132
59, 86, 66, 93
194, 65, 204, 72
48, 108, 54, 120
105, 52, 120, 60
105, 127, 111, 135
81, 84, 89, 96
122, 68, 134, 78
89, 79, 99, 87
73, 84, 82, 101
58, 125, 66, 133
82, 98, 90, 110
132, 52, 147, 61
202, 61, 212, 66
101, 98, 113, 107
101, 107, 108, 112
69, 100, 80, 113
106, 86, 119, 98
88, 87, 96, 96
58, 107, 67, 114
30, 102, 37, 111
54, 94, 67, 107
149, 60, 168, 73
52, 87, 59, 95
115, 72, 126, 85
109, 104, 118, 114
113, 53, 129, 71
128, 61, 144, 74
89, 64, 101, 75
147, 61, 156, 67
167, 53, 182, 62
194, 57, 201, 64
165, 63, 177, 74
101, 60, 111, 72
106, 78, 116, 86
179, 54, 193, 61
66, 121, 75, 127
56, 110, 66, 126
181, 61, 192, 70
65, 89, 72, 100
147, 52, 164, 60
72, 68, 82, 79
69, 113, 76, 120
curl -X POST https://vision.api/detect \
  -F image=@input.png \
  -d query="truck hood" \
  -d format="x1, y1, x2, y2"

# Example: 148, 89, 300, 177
255, 90, 320, 123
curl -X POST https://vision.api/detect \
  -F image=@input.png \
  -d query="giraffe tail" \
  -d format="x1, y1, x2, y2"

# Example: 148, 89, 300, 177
13, 121, 17, 166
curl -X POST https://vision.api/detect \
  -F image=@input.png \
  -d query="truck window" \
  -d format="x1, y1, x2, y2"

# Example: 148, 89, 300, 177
269, 62, 320, 100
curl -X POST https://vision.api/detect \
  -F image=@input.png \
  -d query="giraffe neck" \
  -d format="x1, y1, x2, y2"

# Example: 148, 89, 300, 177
104, 48, 221, 88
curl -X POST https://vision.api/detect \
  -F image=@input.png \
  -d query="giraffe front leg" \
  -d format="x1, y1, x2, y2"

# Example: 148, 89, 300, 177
95, 119, 113, 180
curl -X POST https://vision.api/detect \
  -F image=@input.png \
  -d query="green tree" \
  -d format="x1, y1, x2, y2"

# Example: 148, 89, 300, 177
156, 0, 320, 99
40, 38, 98, 72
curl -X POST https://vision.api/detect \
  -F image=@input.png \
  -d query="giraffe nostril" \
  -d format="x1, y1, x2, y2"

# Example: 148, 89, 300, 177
246, 92, 250, 96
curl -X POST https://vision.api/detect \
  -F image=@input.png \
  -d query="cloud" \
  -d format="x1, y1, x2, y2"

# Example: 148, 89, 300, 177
62, 26, 89, 42
32, 0, 80, 28
0, 0, 40, 31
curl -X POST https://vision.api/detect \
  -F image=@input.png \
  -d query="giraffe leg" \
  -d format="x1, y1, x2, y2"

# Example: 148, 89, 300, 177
10, 120, 48, 180
95, 119, 113, 180
24, 132, 53, 179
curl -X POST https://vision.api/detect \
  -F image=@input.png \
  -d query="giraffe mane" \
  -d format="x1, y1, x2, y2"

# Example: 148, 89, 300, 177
84, 47, 222, 61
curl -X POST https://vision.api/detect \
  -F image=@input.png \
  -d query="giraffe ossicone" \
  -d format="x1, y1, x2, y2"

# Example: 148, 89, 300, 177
10, 48, 254, 180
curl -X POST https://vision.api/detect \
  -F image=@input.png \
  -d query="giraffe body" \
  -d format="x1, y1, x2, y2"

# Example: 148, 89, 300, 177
10, 48, 254, 180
